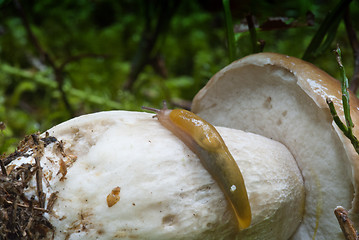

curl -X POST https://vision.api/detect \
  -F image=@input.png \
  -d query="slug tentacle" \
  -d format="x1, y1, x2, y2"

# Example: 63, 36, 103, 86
142, 104, 252, 230
142, 101, 169, 118
142, 106, 160, 118
141, 106, 160, 113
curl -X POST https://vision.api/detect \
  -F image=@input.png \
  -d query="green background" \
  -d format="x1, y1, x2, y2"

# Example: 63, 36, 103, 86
0, 0, 358, 153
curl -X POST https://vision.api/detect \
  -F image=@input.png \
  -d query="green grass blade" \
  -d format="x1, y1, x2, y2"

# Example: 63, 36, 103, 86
223, 0, 236, 62
302, 0, 352, 60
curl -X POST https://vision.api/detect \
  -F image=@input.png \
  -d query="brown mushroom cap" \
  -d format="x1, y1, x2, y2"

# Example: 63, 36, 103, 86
192, 52, 359, 239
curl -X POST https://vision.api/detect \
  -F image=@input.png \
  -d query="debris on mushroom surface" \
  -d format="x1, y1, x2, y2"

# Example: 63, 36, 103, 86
106, 186, 121, 207
0, 133, 66, 239
192, 52, 359, 239
2, 111, 304, 239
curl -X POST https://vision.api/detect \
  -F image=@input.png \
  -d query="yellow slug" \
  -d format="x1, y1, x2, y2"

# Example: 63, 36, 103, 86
142, 102, 251, 230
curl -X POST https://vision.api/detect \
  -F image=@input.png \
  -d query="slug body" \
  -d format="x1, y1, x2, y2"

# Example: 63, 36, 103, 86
142, 104, 251, 230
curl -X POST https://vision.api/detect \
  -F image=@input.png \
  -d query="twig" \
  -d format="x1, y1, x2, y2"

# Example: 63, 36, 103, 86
1, 132, 57, 238
4, 199, 48, 213
14, 0, 73, 115
14, 0, 112, 116
13, 0, 56, 69
35, 156, 45, 208
246, 14, 264, 53
334, 206, 359, 240
23, 196, 35, 238
10, 196, 19, 226
46, 192, 58, 212
0, 160, 7, 176
123, 0, 180, 91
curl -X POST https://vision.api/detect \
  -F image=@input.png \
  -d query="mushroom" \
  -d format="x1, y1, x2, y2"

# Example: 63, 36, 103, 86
6, 111, 304, 239
192, 52, 359, 239
4, 53, 356, 239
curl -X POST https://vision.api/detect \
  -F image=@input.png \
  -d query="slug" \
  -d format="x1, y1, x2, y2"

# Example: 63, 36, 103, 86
142, 102, 251, 230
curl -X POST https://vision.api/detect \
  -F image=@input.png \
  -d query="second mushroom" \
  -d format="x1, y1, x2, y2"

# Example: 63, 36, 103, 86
192, 52, 359, 239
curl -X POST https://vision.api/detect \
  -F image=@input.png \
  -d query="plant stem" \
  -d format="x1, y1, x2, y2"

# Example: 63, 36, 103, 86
327, 46, 359, 155
123, 0, 180, 91
326, 98, 348, 134
246, 14, 260, 53
335, 47, 354, 131
302, 0, 352, 60
223, 0, 236, 62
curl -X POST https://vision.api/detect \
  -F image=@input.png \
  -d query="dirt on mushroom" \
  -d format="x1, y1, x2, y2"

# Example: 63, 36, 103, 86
0, 132, 74, 240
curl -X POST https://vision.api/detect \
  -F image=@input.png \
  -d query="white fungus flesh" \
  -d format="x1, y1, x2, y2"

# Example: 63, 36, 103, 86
192, 52, 359, 239
13, 111, 303, 239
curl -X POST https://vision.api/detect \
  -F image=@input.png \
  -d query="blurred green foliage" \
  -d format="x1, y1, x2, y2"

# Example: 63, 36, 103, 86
0, 0, 359, 153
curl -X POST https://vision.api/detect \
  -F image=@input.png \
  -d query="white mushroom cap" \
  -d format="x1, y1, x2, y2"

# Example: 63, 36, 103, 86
13, 111, 304, 239
192, 52, 359, 239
